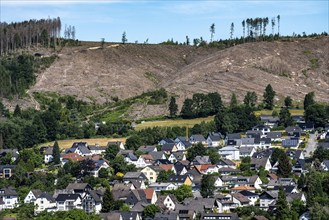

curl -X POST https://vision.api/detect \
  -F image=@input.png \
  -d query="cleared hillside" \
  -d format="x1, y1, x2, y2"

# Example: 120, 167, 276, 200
15, 37, 329, 117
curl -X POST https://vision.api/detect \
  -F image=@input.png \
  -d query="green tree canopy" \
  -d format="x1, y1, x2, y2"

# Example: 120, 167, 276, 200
143, 204, 160, 218
52, 141, 61, 164
263, 84, 276, 110
201, 174, 216, 197
168, 96, 178, 117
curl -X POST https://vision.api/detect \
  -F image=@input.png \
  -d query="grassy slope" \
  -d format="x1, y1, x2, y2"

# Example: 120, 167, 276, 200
39, 138, 126, 150
135, 116, 214, 130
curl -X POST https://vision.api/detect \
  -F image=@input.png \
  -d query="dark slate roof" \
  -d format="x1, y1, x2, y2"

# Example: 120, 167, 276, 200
88, 190, 102, 203
252, 149, 272, 158
123, 172, 147, 180
149, 151, 165, 160
246, 130, 262, 139
318, 142, 329, 149
72, 142, 87, 148
77, 145, 92, 154
260, 115, 279, 123
282, 138, 299, 148
45, 147, 54, 155
293, 159, 306, 170
239, 147, 254, 155
298, 122, 314, 130
217, 158, 236, 166
255, 137, 271, 144
251, 157, 269, 169
138, 145, 157, 153
161, 143, 176, 151
272, 185, 297, 193
159, 138, 175, 144
39, 192, 55, 202
174, 163, 186, 174
239, 190, 259, 197
285, 126, 303, 133
66, 183, 92, 191
226, 133, 241, 140
31, 189, 43, 198
156, 159, 172, 165
190, 134, 206, 142
286, 150, 303, 160
266, 132, 282, 139
120, 211, 141, 220
168, 174, 190, 183
208, 135, 222, 142
126, 152, 138, 161
0, 187, 17, 196
173, 152, 185, 160
56, 194, 80, 201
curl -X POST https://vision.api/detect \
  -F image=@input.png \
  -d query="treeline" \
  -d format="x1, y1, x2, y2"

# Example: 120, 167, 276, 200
0, 17, 61, 55
0, 95, 132, 150
180, 92, 223, 119
0, 54, 56, 97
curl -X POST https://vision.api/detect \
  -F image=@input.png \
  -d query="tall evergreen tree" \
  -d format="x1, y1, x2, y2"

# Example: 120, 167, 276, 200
263, 84, 276, 110
13, 104, 21, 117
181, 98, 194, 119
122, 31, 127, 44
279, 107, 293, 127
52, 141, 61, 164
101, 187, 115, 212
200, 174, 216, 198
303, 92, 315, 110
230, 93, 238, 109
277, 153, 292, 177
276, 186, 289, 219
169, 96, 178, 117
284, 96, 293, 108
244, 91, 257, 108
230, 22, 234, 39
208, 92, 223, 114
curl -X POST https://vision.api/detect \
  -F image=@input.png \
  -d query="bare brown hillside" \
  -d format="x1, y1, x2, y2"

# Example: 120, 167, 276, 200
25, 37, 329, 117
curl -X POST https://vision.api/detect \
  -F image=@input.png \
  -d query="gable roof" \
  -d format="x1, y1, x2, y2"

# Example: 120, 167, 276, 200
239, 190, 259, 197
226, 133, 241, 140
168, 174, 190, 183
193, 156, 211, 165
56, 194, 80, 201
143, 188, 155, 201
149, 151, 166, 160
66, 183, 92, 191
285, 126, 302, 133
138, 145, 157, 153
190, 134, 206, 142
123, 172, 147, 180
159, 164, 174, 172
217, 158, 236, 166
251, 157, 270, 169
161, 143, 176, 151
266, 132, 282, 139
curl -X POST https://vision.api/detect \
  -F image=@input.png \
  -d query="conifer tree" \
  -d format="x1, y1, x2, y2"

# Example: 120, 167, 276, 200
101, 187, 115, 212
52, 141, 61, 164
263, 84, 276, 110
276, 186, 289, 219
230, 93, 238, 109
13, 104, 21, 117
277, 153, 292, 177
169, 96, 178, 117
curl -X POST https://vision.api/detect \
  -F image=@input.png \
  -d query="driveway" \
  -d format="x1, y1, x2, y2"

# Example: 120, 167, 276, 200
304, 133, 317, 158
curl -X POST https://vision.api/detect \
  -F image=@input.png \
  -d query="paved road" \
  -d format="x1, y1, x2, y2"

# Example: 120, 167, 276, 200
304, 133, 317, 158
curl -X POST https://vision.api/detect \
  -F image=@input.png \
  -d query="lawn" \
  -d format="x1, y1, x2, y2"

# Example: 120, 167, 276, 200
39, 137, 126, 150
135, 116, 215, 130
254, 109, 304, 117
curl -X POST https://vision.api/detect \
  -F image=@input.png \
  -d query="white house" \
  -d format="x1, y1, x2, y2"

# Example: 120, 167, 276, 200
89, 160, 110, 177
148, 183, 178, 192
252, 125, 271, 137
0, 187, 19, 210
82, 190, 102, 214
24, 190, 42, 203
218, 146, 240, 160
34, 192, 56, 214
321, 160, 329, 171
189, 135, 207, 145
56, 194, 82, 211
44, 147, 54, 163
214, 176, 223, 188
135, 156, 148, 168
207, 133, 222, 147
156, 195, 177, 211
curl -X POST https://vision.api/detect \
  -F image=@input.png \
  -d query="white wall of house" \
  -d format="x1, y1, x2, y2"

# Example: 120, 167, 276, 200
44, 154, 53, 163
56, 197, 82, 211
34, 197, 56, 214
0, 195, 18, 209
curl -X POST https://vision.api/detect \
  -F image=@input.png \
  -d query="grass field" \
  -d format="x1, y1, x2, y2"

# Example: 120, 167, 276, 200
135, 116, 215, 130
254, 109, 304, 117
39, 138, 126, 150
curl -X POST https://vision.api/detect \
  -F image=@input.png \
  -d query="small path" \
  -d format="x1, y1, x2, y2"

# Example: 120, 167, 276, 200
304, 133, 317, 158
